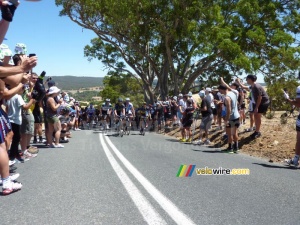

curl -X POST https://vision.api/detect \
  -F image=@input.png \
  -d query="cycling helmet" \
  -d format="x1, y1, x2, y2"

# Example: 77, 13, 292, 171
118, 98, 123, 102
106, 98, 110, 102
178, 93, 183, 97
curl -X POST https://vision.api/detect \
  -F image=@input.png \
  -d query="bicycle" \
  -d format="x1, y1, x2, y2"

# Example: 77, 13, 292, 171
139, 116, 147, 136
284, 105, 299, 118
100, 115, 110, 133
115, 116, 125, 137
124, 116, 133, 135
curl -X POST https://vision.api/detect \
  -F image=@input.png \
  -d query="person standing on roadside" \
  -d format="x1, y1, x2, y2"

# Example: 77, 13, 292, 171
236, 75, 269, 139
285, 76, 300, 166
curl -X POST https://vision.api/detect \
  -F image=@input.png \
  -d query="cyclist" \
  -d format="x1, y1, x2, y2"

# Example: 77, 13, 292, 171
137, 102, 149, 133
124, 98, 135, 130
114, 98, 126, 130
86, 103, 96, 127
100, 99, 112, 129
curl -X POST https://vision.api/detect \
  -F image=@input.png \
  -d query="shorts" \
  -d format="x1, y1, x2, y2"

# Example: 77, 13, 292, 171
200, 114, 213, 130
33, 114, 42, 123
0, 107, 11, 144
157, 116, 163, 125
212, 108, 217, 116
164, 113, 171, 119
182, 119, 193, 128
226, 118, 240, 128
296, 115, 300, 132
21, 113, 34, 135
252, 103, 269, 114
46, 115, 60, 124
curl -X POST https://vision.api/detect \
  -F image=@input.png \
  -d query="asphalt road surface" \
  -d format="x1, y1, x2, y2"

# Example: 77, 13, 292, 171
1, 128, 300, 225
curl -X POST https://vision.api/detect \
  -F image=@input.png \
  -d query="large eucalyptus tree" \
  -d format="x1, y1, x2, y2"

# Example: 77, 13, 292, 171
56, 0, 300, 101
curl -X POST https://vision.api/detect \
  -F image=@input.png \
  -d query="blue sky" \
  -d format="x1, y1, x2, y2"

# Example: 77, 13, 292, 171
4, 0, 106, 78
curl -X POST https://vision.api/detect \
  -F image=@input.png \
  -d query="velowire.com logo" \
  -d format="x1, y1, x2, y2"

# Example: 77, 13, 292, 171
177, 165, 250, 177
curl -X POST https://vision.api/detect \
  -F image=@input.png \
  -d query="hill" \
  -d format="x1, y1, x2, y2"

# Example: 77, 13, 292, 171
47, 76, 104, 90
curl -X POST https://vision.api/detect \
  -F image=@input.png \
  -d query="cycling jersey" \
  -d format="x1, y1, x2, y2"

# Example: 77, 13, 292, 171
86, 107, 96, 116
115, 103, 125, 116
138, 107, 149, 117
125, 102, 134, 115
101, 103, 112, 115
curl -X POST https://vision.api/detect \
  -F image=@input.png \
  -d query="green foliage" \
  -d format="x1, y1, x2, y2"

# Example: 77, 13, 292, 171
72, 91, 100, 102
100, 71, 144, 105
266, 77, 299, 111
56, 0, 300, 99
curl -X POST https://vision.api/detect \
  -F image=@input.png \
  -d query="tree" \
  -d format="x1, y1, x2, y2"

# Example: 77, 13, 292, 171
100, 71, 144, 105
56, 0, 300, 101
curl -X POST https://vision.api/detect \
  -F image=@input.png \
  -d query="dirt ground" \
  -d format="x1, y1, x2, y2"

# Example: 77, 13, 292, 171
162, 111, 297, 163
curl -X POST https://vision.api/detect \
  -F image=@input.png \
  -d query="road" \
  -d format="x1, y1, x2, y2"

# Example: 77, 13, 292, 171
1, 128, 300, 225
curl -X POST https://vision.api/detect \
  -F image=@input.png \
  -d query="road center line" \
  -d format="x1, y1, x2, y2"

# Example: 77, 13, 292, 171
104, 135, 196, 225
99, 134, 167, 225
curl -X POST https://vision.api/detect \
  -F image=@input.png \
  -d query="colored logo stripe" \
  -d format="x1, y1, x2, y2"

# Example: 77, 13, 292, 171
177, 164, 196, 177
185, 165, 196, 177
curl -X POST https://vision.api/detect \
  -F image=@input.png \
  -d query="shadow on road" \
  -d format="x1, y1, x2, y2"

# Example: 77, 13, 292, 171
252, 162, 299, 170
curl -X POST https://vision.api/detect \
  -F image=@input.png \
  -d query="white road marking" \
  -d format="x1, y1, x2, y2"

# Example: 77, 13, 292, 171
99, 134, 167, 225
104, 135, 196, 225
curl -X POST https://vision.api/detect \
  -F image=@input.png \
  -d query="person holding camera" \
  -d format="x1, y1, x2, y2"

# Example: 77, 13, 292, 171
19, 73, 39, 156
5, 84, 36, 162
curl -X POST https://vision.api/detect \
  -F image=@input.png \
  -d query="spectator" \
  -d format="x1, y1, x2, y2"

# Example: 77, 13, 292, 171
20, 73, 39, 156
193, 90, 212, 145
5, 85, 36, 162
236, 75, 269, 138
180, 99, 195, 143
46, 86, 64, 148
218, 84, 240, 153
32, 101, 43, 143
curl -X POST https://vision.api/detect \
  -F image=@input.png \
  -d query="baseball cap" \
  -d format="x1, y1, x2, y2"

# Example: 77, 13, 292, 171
198, 90, 205, 97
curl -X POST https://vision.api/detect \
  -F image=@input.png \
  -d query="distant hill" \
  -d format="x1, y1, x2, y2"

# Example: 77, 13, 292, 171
47, 76, 104, 90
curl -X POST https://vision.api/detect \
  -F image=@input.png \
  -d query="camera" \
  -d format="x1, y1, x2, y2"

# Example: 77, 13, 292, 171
28, 53, 36, 58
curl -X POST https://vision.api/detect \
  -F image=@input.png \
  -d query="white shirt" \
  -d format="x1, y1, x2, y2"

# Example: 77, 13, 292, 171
178, 99, 186, 111
5, 94, 25, 125
206, 93, 215, 109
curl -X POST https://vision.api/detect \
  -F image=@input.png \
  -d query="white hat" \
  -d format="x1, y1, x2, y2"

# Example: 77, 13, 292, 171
48, 86, 61, 95
178, 93, 183, 97
0, 44, 12, 60
173, 96, 177, 101
206, 87, 212, 92
15, 43, 27, 55
188, 91, 193, 97
198, 90, 205, 97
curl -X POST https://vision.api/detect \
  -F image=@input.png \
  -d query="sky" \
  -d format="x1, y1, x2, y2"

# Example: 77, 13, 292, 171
4, 1, 265, 83
4, 0, 106, 78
